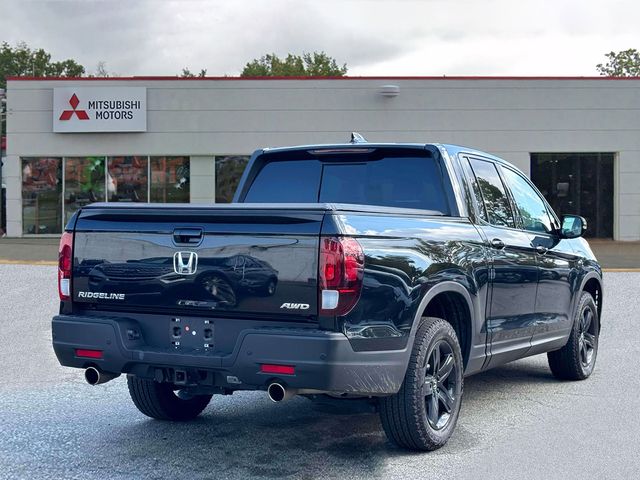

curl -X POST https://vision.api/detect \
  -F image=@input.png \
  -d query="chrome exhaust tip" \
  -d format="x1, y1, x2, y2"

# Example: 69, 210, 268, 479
267, 382, 295, 402
84, 367, 120, 385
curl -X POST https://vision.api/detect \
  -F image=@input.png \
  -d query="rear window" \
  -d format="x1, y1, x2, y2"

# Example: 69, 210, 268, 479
243, 154, 449, 213
244, 160, 321, 203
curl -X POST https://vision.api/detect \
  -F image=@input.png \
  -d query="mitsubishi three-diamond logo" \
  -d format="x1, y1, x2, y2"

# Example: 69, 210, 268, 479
59, 93, 90, 121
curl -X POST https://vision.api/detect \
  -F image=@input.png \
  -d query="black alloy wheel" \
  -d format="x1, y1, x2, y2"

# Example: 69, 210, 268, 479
578, 306, 597, 368
203, 275, 237, 306
424, 339, 459, 430
548, 292, 599, 380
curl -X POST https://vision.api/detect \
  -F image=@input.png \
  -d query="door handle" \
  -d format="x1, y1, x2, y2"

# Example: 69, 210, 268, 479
490, 238, 505, 250
173, 228, 203, 245
535, 245, 548, 255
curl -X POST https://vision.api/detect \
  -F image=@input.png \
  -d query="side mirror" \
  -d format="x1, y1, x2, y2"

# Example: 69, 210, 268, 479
560, 215, 587, 239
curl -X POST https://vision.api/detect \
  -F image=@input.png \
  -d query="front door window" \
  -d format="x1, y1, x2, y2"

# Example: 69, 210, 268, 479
500, 166, 555, 234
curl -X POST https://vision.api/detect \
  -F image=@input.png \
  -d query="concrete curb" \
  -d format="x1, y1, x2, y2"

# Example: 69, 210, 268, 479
0, 260, 58, 266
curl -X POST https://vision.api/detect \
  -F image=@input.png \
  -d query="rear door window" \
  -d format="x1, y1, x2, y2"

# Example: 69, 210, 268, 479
468, 158, 516, 228
460, 156, 488, 222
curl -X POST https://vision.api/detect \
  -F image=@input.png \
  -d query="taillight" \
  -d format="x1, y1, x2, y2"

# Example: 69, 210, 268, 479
319, 236, 364, 316
58, 231, 73, 301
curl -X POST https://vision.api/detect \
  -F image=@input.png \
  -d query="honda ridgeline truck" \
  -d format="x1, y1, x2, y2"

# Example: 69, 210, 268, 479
52, 136, 603, 450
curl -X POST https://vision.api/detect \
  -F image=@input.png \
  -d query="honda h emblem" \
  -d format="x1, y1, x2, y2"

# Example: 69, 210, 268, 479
173, 251, 198, 275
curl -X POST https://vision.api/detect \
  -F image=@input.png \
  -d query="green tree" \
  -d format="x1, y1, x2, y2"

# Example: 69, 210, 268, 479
0, 41, 85, 89
241, 52, 347, 77
180, 67, 207, 78
596, 49, 640, 76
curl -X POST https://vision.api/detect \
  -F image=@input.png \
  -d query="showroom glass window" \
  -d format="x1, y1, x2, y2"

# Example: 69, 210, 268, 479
215, 155, 249, 202
107, 156, 148, 202
531, 152, 614, 238
21, 157, 62, 234
150, 156, 190, 203
64, 157, 106, 223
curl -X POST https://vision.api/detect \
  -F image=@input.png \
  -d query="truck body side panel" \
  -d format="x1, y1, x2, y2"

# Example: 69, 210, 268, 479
324, 213, 490, 374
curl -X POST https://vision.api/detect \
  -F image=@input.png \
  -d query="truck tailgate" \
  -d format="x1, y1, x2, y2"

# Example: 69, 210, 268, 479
71, 204, 324, 320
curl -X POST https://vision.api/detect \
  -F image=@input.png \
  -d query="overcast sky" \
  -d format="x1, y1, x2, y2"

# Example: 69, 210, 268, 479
1, 0, 639, 77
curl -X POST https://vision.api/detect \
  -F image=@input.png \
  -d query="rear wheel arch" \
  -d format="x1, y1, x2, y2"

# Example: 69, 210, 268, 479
411, 282, 475, 371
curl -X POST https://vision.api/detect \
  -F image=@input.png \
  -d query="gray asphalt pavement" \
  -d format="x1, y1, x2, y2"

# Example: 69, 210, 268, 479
1, 265, 639, 480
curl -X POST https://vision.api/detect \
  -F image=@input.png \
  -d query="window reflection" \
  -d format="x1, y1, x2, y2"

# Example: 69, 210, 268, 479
107, 156, 148, 202
22, 157, 62, 234
500, 166, 553, 233
150, 156, 190, 203
469, 158, 515, 228
64, 157, 106, 223
461, 157, 488, 222
215, 155, 249, 203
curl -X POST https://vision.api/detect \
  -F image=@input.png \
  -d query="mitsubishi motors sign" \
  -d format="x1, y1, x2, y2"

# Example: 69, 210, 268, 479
53, 87, 147, 133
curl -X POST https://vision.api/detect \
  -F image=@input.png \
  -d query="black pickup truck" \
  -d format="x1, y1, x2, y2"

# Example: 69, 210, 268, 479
53, 137, 603, 451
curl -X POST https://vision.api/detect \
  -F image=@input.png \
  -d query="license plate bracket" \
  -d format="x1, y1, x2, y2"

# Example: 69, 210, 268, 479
169, 317, 214, 350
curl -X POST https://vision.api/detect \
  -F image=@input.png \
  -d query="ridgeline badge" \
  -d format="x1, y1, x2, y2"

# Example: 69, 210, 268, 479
53, 87, 147, 133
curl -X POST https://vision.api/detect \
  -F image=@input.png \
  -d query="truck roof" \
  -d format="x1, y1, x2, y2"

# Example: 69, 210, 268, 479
259, 141, 509, 166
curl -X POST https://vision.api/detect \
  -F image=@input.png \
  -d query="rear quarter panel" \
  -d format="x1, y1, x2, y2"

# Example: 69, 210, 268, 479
325, 213, 490, 373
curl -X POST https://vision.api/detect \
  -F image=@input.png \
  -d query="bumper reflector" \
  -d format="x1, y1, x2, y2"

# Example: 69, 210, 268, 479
75, 349, 103, 359
260, 364, 295, 375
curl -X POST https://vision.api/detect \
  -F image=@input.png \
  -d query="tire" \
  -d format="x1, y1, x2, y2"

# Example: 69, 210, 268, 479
127, 375, 212, 421
379, 317, 464, 451
548, 292, 599, 380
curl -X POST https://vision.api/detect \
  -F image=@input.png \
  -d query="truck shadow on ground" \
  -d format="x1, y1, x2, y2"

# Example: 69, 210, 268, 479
107, 359, 560, 479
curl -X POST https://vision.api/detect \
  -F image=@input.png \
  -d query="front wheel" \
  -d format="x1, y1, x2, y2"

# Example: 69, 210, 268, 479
379, 317, 464, 451
547, 292, 599, 380
127, 375, 212, 421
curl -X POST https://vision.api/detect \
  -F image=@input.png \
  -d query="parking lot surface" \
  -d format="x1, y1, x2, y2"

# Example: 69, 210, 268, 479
0, 265, 639, 480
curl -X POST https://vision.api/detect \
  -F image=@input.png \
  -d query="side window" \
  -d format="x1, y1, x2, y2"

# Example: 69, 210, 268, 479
460, 156, 488, 222
500, 166, 554, 234
468, 159, 516, 228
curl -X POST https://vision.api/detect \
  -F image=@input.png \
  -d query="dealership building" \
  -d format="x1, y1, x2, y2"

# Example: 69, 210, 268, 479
2, 76, 639, 240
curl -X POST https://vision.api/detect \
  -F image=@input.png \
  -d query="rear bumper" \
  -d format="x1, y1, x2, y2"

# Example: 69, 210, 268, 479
52, 314, 409, 395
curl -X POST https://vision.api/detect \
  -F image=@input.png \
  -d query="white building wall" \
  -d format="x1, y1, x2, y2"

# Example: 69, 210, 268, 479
617, 151, 640, 240
3, 153, 21, 237
189, 156, 216, 204
5, 77, 640, 239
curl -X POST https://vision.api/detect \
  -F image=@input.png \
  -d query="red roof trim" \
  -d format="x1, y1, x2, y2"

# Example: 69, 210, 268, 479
5, 75, 640, 82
